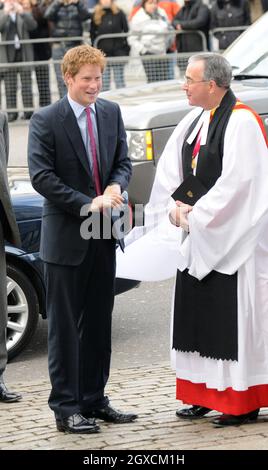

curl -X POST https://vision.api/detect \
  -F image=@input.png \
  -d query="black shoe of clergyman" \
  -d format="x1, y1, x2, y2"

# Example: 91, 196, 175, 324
0, 382, 22, 403
86, 404, 138, 423
56, 413, 100, 434
176, 405, 212, 419
212, 409, 259, 427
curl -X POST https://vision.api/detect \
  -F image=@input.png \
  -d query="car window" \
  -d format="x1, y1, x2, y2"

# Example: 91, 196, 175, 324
224, 13, 268, 76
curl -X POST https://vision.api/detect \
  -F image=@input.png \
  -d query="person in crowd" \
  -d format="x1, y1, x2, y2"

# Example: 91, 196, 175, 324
129, 0, 180, 20
172, 0, 210, 76
90, 0, 129, 91
129, 0, 181, 81
0, 0, 37, 122
44, 0, 90, 98
210, 0, 251, 50
0, 110, 22, 403
172, 0, 210, 52
28, 44, 136, 434
128, 0, 173, 83
28, 0, 52, 107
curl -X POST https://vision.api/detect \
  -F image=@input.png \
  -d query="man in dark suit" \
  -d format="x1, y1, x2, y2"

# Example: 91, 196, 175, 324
0, 110, 22, 403
28, 44, 135, 434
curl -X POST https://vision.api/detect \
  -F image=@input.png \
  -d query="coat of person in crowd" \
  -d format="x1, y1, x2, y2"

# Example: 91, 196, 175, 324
128, 0, 173, 83
44, 0, 90, 98
0, 0, 37, 122
27, 0, 52, 107
28, 44, 136, 434
172, 0, 210, 52
0, 110, 22, 403
117, 52, 268, 427
90, 0, 129, 91
129, 0, 180, 81
210, 0, 251, 50
129, 0, 180, 21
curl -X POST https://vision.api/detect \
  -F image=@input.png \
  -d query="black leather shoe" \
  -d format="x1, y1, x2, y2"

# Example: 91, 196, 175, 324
56, 413, 100, 434
212, 409, 259, 427
176, 405, 212, 419
86, 404, 138, 423
7, 112, 18, 123
0, 382, 22, 403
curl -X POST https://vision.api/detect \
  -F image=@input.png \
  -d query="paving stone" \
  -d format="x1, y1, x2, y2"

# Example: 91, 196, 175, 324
1, 363, 268, 451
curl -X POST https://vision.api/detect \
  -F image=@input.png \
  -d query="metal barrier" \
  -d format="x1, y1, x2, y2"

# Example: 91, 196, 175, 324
93, 30, 208, 53
0, 36, 89, 118
94, 30, 207, 88
0, 27, 247, 116
209, 26, 248, 51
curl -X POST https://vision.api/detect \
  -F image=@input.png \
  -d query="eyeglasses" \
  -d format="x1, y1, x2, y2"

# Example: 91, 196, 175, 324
184, 76, 210, 85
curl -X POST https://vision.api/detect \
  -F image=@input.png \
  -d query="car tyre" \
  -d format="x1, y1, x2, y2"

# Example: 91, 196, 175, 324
6, 263, 39, 360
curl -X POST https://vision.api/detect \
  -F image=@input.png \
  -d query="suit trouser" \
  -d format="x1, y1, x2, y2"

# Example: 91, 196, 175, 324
0, 221, 7, 380
4, 49, 34, 111
44, 238, 116, 419
35, 64, 51, 107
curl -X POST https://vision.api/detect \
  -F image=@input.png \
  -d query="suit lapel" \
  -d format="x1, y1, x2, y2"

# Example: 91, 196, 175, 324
95, 99, 108, 183
16, 15, 23, 38
59, 97, 91, 177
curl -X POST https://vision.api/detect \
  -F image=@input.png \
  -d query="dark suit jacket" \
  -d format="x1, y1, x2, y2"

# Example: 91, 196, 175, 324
0, 111, 21, 247
28, 96, 132, 265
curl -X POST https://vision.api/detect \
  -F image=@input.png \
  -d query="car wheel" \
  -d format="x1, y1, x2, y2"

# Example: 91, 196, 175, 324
6, 263, 39, 360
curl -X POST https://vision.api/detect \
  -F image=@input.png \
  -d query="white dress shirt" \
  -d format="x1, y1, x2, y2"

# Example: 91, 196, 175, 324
67, 94, 100, 170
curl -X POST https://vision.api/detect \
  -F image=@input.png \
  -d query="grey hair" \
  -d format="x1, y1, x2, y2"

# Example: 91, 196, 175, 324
188, 53, 232, 89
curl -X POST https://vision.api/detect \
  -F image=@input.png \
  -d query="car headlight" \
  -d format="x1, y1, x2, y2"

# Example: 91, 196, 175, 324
126, 130, 153, 161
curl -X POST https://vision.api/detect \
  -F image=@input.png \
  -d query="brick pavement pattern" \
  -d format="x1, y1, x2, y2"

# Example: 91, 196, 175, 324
1, 364, 268, 450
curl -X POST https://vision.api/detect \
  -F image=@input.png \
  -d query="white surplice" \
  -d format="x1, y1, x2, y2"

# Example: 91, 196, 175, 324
116, 106, 268, 391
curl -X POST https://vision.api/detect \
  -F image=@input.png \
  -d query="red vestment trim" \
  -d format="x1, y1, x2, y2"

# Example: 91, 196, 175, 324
233, 101, 268, 147
176, 378, 268, 415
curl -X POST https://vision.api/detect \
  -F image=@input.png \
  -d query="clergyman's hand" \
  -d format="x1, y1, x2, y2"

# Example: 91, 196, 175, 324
169, 201, 193, 231
176, 201, 193, 232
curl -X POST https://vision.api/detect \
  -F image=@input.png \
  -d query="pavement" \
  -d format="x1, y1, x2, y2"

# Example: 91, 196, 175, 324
1, 362, 268, 451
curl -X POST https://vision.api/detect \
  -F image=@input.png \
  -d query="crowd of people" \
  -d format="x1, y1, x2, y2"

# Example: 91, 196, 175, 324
0, 0, 268, 122
0, 0, 267, 120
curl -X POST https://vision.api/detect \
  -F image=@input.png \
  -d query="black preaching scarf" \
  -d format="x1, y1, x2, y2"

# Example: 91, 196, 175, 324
173, 89, 238, 362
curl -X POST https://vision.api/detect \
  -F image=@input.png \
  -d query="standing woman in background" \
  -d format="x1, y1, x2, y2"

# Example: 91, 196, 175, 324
90, 0, 130, 91
128, 0, 172, 83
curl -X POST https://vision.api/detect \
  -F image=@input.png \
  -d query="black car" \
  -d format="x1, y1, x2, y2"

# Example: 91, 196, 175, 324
5, 190, 139, 360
